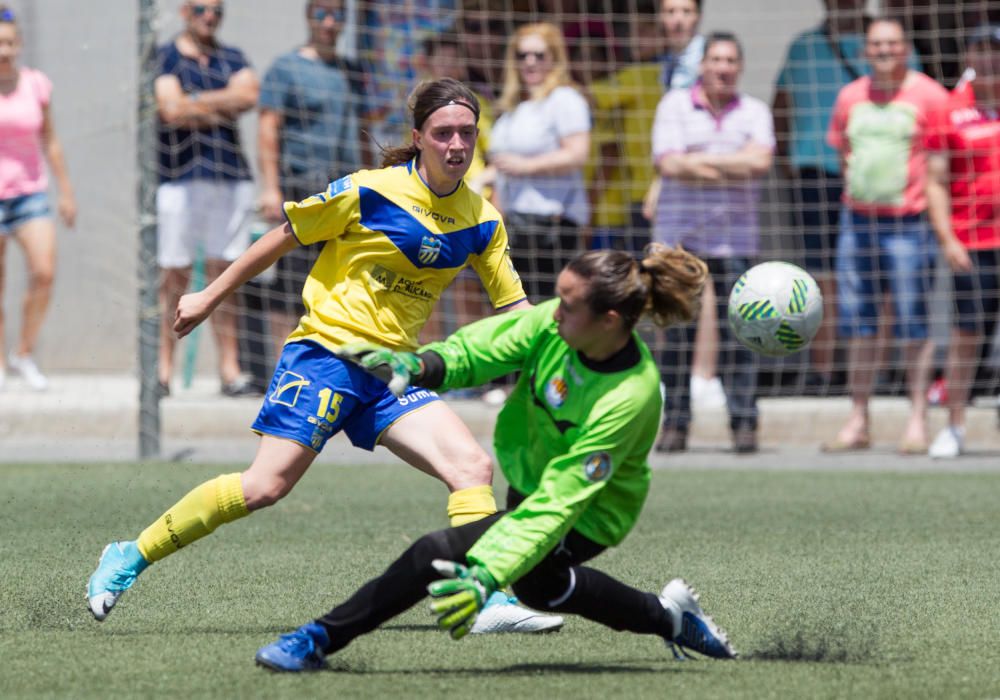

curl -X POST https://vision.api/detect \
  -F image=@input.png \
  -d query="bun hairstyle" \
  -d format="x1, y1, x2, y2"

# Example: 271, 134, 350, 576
565, 244, 708, 330
380, 77, 481, 167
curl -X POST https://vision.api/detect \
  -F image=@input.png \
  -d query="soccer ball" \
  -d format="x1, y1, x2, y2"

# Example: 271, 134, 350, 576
727, 261, 823, 357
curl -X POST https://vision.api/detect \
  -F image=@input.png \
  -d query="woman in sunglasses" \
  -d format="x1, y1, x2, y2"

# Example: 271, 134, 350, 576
487, 22, 591, 303
0, 6, 76, 391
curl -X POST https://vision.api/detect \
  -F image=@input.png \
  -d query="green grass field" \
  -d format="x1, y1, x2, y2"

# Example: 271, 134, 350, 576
2, 461, 999, 699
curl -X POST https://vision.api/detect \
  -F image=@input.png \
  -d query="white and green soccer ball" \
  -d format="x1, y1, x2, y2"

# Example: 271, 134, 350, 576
727, 261, 823, 357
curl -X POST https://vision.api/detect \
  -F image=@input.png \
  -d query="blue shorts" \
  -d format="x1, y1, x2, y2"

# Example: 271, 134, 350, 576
0, 192, 51, 235
952, 248, 1000, 334
252, 340, 440, 451
835, 210, 936, 340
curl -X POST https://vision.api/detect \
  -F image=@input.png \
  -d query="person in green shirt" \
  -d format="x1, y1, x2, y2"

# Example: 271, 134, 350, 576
255, 244, 738, 671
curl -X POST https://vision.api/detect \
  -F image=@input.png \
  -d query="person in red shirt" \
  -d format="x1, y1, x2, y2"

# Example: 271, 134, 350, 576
925, 25, 1000, 458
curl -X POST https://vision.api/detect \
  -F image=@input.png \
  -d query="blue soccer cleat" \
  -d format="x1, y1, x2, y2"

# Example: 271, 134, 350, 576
659, 578, 737, 659
87, 540, 149, 621
255, 622, 330, 672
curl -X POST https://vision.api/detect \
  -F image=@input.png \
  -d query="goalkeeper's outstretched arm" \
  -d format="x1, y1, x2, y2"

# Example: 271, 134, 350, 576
174, 223, 299, 338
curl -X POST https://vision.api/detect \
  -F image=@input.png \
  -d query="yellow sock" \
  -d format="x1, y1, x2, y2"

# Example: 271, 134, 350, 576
136, 473, 249, 563
447, 485, 497, 526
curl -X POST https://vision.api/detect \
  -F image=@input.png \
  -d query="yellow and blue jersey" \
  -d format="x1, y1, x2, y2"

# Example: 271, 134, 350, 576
283, 158, 525, 353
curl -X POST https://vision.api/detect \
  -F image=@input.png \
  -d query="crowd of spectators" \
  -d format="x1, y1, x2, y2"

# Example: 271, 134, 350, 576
2, 0, 999, 457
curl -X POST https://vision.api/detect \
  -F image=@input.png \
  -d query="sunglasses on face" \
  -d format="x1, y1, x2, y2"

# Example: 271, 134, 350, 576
190, 4, 223, 18
310, 7, 345, 23
516, 50, 548, 62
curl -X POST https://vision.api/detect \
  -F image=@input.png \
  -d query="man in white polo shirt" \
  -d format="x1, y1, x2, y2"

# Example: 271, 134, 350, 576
650, 31, 775, 454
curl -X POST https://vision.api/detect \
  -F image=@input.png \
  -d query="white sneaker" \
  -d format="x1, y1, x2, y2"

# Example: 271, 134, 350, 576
928, 425, 964, 459
480, 387, 508, 407
8, 353, 48, 391
691, 375, 726, 409
470, 591, 564, 634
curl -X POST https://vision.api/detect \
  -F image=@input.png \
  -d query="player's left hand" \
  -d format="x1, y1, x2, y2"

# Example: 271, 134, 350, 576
427, 559, 498, 640
337, 342, 423, 397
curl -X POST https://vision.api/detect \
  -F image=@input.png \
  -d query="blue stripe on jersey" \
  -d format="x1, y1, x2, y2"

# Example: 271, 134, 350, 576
358, 186, 498, 269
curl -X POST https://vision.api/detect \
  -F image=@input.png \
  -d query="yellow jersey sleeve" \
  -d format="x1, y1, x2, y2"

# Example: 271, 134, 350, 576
283, 174, 360, 246
469, 213, 526, 309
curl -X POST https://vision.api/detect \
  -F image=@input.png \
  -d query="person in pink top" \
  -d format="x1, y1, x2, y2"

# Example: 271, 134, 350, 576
825, 16, 949, 454
925, 26, 1000, 458
0, 6, 75, 391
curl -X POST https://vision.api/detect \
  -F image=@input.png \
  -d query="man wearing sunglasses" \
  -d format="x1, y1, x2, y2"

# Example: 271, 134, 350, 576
154, 0, 260, 397
256, 0, 368, 366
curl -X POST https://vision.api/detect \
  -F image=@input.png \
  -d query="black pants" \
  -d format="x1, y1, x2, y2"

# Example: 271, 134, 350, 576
505, 213, 581, 303
315, 488, 672, 653
660, 256, 759, 433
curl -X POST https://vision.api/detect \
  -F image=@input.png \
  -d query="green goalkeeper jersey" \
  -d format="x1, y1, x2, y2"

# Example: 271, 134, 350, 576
423, 299, 662, 588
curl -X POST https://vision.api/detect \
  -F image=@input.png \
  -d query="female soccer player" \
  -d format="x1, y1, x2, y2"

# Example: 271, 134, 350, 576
254, 244, 738, 672
87, 78, 556, 632
0, 5, 76, 391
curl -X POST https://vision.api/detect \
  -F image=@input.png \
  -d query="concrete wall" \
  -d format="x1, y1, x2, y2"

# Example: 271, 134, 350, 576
3, 0, 832, 372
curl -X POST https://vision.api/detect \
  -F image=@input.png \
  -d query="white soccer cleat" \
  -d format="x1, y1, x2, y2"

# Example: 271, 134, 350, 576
470, 592, 565, 634
8, 353, 48, 391
658, 578, 737, 659
928, 425, 964, 459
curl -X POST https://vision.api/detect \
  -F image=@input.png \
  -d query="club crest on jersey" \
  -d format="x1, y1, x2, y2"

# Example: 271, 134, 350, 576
545, 377, 568, 408
583, 452, 611, 482
418, 235, 443, 265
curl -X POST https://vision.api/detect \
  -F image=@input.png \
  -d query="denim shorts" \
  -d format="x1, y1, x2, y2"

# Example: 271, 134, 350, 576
252, 340, 440, 452
0, 192, 51, 235
952, 248, 1000, 334
836, 210, 936, 340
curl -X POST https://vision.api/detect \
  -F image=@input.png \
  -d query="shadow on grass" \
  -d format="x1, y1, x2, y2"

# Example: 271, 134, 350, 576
321, 660, 689, 676
746, 626, 881, 665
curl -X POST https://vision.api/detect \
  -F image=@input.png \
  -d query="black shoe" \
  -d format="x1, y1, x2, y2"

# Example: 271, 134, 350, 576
732, 428, 758, 454
801, 372, 830, 397
656, 428, 688, 453
221, 376, 262, 397
156, 381, 171, 398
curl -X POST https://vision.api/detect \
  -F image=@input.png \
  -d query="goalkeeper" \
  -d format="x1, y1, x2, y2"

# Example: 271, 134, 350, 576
255, 244, 738, 672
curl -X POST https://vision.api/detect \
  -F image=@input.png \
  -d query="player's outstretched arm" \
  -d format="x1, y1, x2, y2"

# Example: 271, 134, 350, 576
174, 223, 299, 338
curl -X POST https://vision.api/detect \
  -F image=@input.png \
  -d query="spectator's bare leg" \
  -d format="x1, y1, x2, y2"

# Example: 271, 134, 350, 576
811, 273, 837, 378
159, 266, 192, 386
944, 328, 978, 429
268, 311, 298, 365
13, 217, 56, 358
900, 337, 934, 448
833, 337, 877, 445
0, 236, 6, 371
206, 259, 242, 386
691, 276, 718, 380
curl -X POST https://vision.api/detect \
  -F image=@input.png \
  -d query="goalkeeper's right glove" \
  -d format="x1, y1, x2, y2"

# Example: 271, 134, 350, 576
427, 559, 499, 640
337, 342, 424, 397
